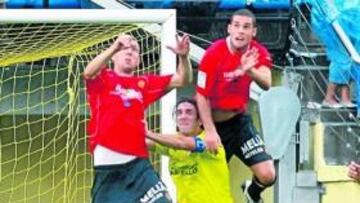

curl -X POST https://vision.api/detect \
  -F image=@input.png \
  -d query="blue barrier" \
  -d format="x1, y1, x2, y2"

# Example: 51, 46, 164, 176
6, 0, 43, 8
49, 0, 80, 8
219, 0, 290, 9
6, 0, 80, 8
162, 0, 172, 8
134, 0, 172, 8
252, 0, 291, 9
219, 0, 247, 9
5, 0, 290, 9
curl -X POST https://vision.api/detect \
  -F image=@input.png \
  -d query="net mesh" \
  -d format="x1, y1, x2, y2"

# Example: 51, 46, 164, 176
0, 22, 163, 203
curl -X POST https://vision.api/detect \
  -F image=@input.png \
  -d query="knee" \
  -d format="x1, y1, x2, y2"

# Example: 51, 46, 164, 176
254, 164, 276, 186
257, 170, 276, 186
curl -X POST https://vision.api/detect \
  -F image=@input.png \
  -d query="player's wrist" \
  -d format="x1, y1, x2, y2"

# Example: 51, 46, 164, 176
192, 136, 205, 152
234, 67, 245, 77
146, 131, 155, 139
107, 45, 118, 55
245, 66, 255, 77
178, 54, 189, 59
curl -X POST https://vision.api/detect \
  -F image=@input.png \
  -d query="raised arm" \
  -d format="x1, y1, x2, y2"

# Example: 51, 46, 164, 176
83, 35, 132, 79
166, 34, 193, 89
225, 47, 272, 90
247, 66, 271, 90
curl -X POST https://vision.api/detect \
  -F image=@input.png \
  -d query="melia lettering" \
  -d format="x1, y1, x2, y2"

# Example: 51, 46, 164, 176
241, 136, 264, 154
140, 182, 167, 203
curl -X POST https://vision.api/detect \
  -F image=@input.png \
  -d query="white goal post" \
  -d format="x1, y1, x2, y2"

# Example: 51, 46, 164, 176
0, 9, 177, 203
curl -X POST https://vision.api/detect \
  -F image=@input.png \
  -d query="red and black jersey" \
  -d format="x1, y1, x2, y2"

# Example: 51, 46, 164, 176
196, 39, 272, 112
85, 68, 172, 158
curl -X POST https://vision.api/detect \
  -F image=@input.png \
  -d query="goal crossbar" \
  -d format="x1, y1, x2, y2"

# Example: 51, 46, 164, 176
0, 9, 175, 23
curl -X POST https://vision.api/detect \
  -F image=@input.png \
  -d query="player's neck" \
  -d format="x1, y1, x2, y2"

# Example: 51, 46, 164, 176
182, 128, 202, 137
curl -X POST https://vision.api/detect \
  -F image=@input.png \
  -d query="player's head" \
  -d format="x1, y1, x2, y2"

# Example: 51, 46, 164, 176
112, 35, 140, 74
174, 98, 202, 136
227, 9, 257, 52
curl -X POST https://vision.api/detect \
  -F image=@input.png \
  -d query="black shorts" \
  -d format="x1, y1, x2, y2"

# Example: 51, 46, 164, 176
215, 114, 272, 166
91, 158, 172, 203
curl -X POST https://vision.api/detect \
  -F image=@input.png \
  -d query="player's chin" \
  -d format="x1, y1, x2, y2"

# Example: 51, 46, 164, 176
178, 127, 191, 134
123, 66, 136, 73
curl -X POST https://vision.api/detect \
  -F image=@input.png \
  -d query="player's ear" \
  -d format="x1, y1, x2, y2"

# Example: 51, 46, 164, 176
252, 28, 257, 37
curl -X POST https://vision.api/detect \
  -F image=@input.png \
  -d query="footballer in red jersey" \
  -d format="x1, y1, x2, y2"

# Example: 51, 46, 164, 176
196, 9, 276, 203
84, 34, 192, 203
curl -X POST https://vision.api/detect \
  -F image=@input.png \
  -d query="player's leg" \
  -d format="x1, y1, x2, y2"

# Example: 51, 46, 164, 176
214, 115, 240, 162
232, 114, 276, 203
136, 159, 172, 203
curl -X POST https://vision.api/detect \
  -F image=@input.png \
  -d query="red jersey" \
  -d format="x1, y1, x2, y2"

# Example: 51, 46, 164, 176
196, 39, 272, 112
85, 68, 172, 158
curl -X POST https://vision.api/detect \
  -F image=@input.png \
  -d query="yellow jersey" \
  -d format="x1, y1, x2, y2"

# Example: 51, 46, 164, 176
154, 131, 234, 203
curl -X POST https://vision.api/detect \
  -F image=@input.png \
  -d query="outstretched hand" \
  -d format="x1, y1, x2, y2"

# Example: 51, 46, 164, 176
111, 34, 134, 52
241, 47, 259, 72
166, 34, 190, 57
224, 47, 259, 82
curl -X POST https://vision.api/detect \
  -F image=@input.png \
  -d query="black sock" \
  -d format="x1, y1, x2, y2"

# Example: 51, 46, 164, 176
247, 177, 266, 201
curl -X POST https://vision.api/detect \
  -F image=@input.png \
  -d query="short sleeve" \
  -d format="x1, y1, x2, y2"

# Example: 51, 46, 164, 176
143, 74, 172, 106
84, 67, 108, 95
196, 44, 220, 96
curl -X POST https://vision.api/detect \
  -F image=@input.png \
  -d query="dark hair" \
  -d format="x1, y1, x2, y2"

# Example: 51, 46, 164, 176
174, 97, 199, 119
229, 9, 257, 27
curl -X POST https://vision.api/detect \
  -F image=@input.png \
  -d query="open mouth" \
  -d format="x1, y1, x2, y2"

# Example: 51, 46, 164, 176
178, 121, 190, 127
235, 37, 244, 42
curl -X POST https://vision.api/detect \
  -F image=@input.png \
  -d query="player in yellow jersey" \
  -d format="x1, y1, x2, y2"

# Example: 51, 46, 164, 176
147, 98, 234, 203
